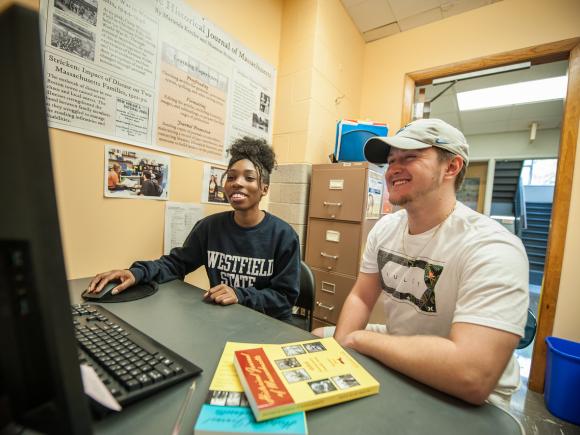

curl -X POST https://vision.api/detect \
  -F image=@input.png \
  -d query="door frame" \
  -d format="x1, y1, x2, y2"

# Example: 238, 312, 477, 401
400, 37, 580, 393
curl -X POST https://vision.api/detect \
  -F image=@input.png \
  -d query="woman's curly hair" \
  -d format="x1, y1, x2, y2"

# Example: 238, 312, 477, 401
226, 136, 277, 185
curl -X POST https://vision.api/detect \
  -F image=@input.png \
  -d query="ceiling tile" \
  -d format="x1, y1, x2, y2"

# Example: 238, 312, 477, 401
461, 119, 509, 135
510, 100, 564, 121
388, 0, 441, 20
347, 0, 397, 32
460, 106, 513, 124
397, 7, 442, 31
341, 0, 366, 8
429, 93, 457, 114
507, 116, 561, 133
441, 0, 493, 19
363, 22, 400, 42
506, 118, 537, 133
505, 118, 562, 133
427, 111, 461, 128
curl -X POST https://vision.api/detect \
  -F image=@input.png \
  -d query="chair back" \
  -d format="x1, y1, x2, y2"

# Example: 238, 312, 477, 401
292, 261, 316, 331
517, 308, 537, 349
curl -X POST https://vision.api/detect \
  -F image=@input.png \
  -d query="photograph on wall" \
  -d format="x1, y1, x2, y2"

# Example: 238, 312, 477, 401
104, 145, 170, 200
54, 0, 98, 26
201, 164, 229, 205
365, 170, 384, 219
381, 179, 393, 214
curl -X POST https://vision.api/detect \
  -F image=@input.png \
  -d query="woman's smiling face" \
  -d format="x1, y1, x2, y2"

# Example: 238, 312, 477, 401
224, 159, 268, 211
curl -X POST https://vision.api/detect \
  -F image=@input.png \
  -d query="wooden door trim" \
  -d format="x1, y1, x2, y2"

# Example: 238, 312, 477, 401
400, 38, 580, 393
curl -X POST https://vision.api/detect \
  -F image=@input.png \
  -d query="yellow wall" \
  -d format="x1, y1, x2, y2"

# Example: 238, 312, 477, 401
358, 0, 580, 341
553, 122, 580, 341
272, 0, 317, 163
44, 0, 284, 287
273, 0, 365, 164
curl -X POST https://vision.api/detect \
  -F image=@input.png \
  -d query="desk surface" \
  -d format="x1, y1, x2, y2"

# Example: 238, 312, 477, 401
68, 278, 523, 435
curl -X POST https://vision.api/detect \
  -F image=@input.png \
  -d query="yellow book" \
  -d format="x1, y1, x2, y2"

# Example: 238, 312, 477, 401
233, 337, 380, 421
195, 342, 307, 435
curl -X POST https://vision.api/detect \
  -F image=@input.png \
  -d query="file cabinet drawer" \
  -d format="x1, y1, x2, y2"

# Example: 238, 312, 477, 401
312, 318, 334, 330
312, 269, 356, 324
306, 219, 361, 276
309, 167, 366, 222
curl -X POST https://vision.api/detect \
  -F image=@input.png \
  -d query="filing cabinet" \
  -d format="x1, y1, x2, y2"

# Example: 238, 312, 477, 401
305, 162, 384, 328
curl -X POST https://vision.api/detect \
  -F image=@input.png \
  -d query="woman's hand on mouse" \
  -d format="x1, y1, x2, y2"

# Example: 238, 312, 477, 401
87, 269, 136, 295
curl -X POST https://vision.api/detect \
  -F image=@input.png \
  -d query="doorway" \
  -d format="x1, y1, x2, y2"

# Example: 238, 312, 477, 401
401, 38, 580, 393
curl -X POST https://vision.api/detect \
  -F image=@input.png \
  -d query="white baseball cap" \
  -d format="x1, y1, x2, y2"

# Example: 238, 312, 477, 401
364, 118, 469, 166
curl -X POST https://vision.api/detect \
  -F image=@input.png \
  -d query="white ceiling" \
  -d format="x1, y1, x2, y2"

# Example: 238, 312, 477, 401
418, 60, 568, 136
341, 0, 502, 42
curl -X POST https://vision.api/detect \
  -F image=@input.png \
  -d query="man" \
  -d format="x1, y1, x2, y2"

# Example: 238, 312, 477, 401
107, 162, 123, 191
139, 170, 162, 196
313, 118, 529, 405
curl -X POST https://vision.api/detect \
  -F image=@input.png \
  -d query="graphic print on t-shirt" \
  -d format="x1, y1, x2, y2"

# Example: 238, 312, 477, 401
207, 250, 274, 288
377, 249, 444, 313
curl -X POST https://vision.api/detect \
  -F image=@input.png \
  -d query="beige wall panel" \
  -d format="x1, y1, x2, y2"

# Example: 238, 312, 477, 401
553, 121, 580, 341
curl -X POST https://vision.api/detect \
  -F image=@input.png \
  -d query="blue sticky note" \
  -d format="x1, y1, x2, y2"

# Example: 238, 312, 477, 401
194, 405, 307, 434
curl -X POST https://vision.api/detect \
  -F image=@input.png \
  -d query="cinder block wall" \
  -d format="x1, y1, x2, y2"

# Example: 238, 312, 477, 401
268, 164, 312, 258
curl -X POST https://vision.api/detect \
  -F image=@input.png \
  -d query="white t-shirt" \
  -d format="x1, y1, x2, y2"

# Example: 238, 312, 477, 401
360, 202, 529, 395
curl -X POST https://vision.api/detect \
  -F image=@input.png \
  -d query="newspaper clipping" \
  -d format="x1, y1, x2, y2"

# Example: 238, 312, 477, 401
40, 0, 276, 163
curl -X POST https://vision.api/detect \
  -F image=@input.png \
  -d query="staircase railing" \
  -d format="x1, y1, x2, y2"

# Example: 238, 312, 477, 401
514, 178, 527, 237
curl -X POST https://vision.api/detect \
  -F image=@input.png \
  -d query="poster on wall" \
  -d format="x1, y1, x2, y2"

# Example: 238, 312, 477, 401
201, 164, 229, 205
164, 202, 203, 254
39, 0, 276, 163
104, 145, 170, 200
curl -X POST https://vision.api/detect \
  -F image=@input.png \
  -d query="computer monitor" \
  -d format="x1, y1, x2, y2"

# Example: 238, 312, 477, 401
0, 4, 93, 434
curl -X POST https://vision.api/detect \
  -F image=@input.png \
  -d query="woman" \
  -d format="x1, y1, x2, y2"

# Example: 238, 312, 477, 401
88, 137, 300, 321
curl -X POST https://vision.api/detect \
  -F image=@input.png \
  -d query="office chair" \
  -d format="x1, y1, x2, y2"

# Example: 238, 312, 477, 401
517, 308, 537, 349
288, 261, 316, 331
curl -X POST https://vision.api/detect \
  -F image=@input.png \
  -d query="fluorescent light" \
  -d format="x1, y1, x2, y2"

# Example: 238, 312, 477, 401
432, 62, 531, 85
457, 76, 567, 111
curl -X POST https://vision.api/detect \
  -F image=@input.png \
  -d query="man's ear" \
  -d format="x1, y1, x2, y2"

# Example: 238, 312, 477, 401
445, 155, 464, 178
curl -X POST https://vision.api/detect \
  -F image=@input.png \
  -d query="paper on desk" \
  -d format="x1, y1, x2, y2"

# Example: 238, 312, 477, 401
80, 364, 122, 412
119, 177, 138, 188
164, 202, 204, 255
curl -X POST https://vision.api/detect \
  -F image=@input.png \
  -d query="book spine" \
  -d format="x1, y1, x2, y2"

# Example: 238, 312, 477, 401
233, 354, 262, 421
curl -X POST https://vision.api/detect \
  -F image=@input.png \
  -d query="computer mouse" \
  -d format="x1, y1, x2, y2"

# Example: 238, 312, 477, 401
81, 281, 120, 300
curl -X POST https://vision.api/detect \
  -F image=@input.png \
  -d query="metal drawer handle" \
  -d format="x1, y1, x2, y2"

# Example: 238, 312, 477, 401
321, 281, 336, 294
316, 302, 335, 311
323, 201, 342, 207
320, 252, 338, 260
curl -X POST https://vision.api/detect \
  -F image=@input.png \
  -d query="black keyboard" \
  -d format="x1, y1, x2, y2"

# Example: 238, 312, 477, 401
72, 304, 202, 406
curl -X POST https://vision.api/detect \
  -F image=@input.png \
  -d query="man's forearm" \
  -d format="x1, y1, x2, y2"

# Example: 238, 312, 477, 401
345, 330, 506, 405
334, 293, 372, 340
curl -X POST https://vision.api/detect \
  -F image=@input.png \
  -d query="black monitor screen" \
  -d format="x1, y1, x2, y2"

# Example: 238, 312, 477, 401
0, 5, 93, 434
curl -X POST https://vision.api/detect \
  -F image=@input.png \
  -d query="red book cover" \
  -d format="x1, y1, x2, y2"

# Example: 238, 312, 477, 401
234, 348, 294, 410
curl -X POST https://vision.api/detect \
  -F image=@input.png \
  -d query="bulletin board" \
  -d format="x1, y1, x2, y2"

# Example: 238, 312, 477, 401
39, 0, 276, 163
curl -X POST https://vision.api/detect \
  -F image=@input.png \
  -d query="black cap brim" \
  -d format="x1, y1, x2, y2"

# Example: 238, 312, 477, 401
364, 136, 431, 164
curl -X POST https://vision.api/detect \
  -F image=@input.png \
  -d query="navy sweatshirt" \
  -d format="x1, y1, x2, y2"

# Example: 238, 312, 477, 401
129, 211, 300, 320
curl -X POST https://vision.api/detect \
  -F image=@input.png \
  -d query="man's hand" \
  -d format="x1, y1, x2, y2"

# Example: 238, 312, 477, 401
203, 284, 238, 305
335, 330, 363, 349
87, 269, 135, 295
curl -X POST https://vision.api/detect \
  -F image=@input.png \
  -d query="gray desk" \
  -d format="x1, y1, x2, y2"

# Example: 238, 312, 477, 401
69, 278, 523, 435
